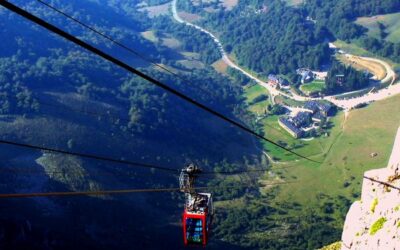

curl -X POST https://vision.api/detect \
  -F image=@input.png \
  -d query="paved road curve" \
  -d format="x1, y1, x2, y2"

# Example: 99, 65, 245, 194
171, 0, 284, 98
171, 0, 399, 110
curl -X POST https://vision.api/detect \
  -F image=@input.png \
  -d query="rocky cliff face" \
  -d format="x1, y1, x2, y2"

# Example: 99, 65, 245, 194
341, 127, 400, 250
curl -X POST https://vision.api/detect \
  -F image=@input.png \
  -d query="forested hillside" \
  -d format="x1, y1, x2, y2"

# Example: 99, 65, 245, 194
306, 0, 400, 62
177, 0, 400, 79
0, 1, 263, 249
167, 0, 400, 249
2, 0, 399, 249
178, 0, 332, 80
325, 60, 370, 94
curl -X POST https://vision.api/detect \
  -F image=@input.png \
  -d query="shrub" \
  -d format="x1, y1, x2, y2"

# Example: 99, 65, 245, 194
370, 198, 378, 213
320, 242, 341, 250
369, 217, 387, 235
250, 94, 268, 105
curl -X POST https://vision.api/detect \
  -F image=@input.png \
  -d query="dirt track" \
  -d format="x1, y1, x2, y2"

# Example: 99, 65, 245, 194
341, 54, 395, 84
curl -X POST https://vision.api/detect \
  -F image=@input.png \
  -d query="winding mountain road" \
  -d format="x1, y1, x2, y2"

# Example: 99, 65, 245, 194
171, 0, 399, 111
171, 0, 284, 99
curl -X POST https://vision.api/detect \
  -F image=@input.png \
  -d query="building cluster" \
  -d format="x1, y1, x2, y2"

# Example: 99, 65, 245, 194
267, 74, 289, 89
267, 69, 328, 90
296, 68, 314, 84
296, 68, 328, 84
278, 101, 334, 138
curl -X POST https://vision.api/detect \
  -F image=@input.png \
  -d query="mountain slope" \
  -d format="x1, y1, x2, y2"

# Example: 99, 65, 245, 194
341, 126, 400, 249
0, 1, 263, 249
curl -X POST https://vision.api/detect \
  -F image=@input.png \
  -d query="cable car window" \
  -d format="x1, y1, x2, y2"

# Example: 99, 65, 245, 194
186, 218, 203, 244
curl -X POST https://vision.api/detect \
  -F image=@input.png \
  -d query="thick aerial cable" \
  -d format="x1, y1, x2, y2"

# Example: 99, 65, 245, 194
0, 164, 273, 177
203, 168, 276, 175
0, 139, 179, 173
363, 175, 400, 191
0, 166, 270, 176
34, 0, 179, 78
0, 182, 296, 199
35, 0, 294, 142
0, 140, 273, 176
0, 187, 185, 198
34, 0, 220, 101
0, 165, 167, 177
36, 98, 230, 153
0, 1, 321, 164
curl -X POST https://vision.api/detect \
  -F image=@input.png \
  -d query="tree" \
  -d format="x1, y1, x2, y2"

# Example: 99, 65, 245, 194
271, 104, 287, 115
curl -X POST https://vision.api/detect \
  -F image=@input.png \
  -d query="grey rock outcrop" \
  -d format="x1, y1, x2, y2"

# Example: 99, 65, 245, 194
342, 127, 400, 250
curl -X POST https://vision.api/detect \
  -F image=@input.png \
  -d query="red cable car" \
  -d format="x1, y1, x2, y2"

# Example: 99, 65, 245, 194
180, 164, 214, 247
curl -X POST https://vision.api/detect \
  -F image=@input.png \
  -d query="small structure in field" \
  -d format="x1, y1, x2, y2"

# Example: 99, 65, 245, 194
370, 152, 378, 158
336, 74, 345, 86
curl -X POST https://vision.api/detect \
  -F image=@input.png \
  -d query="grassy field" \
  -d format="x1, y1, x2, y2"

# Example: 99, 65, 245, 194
141, 30, 210, 71
138, 2, 170, 18
221, 0, 239, 10
177, 59, 205, 69
243, 84, 271, 114
300, 80, 326, 95
274, 95, 305, 107
211, 59, 229, 74
284, 0, 304, 6
334, 40, 400, 70
245, 93, 400, 247
333, 40, 373, 57
265, 93, 400, 208
141, 30, 159, 43
142, 30, 181, 50
355, 12, 400, 44
161, 37, 181, 49
261, 113, 344, 162
179, 11, 202, 22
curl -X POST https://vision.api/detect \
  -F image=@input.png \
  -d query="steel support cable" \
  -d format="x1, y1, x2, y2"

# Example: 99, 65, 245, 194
30, 0, 262, 152
0, 1, 321, 164
0, 164, 272, 179
0, 181, 297, 199
202, 164, 298, 175
0, 166, 270, 176
0, 139, 179, 173
0, 174, 393, 199
36, 98, 229, 154
2, 173, 395, 200
11, 0, 298, 160
11, 1, 300, 162
363, 175, 400, 191
0, 140, 271, 176
0, 187, 184, 198
0, 165, 174, 177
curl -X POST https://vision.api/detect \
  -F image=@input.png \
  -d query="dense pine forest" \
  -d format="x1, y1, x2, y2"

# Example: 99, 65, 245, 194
306, 0, 400, 63
178, 0, 332, 80
176, 0, 400, 79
